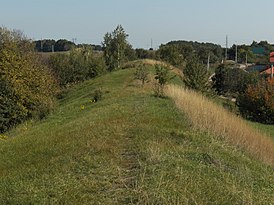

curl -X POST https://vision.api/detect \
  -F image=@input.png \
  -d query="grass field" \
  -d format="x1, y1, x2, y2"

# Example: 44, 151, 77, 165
0, 68, 274, 204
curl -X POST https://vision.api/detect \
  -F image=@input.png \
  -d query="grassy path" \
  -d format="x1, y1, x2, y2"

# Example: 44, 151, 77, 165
0, 68, 274, 204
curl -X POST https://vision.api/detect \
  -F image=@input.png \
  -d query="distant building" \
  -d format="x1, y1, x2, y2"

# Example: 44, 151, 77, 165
246, 52, 274, 79
260, 66, 272, 75
246, 64, 267, 72
251, 47, 265, 55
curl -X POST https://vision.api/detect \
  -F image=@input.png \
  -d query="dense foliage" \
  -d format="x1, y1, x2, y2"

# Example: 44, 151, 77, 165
34, 39, 76, 52
213, 64, 259, 96
49, 48, 106, 87
135, 48, 155, 59
156, 44, 185, 67
227, 41, 274, 64
0, 28, 59, 133
157, 40, 223, 67
237, 79, 274, 124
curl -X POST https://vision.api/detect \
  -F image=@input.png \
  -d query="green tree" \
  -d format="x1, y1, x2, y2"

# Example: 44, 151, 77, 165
135, 48, 150, 59
213, 64, 259, 96
134, 64, 149, 86
183, 57, 210, 93
0, 28, 59, 132
157, 44, 184, 67
54, 39, 76, 52
49, 47, 106, 86
102, 25, 132, 71
154, 64, 170, 97
34, 39, 56, 52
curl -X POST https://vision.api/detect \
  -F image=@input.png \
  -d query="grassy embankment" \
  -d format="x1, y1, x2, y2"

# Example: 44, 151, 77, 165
166, 85, 274, 165
0, 67, 273, 204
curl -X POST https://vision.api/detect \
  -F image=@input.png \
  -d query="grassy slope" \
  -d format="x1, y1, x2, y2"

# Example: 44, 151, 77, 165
250, 122, 274, 139
0, 68, 274, 204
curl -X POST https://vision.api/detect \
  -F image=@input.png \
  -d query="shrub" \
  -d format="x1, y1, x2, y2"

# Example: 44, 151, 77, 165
154, 64, 169, 97
213, 64, 259, 96
134, 64, 149, 86
0, 27, 59, 133
49, 48, 106, 87
237, 79, 274, 124
93, 88, 103, 102
0, 79, 26, 133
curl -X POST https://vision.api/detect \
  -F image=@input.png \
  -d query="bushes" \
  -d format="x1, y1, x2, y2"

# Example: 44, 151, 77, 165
213, 64, 259, 96
134, 64, 149, 86
0, 28, 59, 133
154, 64, 170, 97
0, 79, 26, 133
237, 79, 274, 124
212, 64, 273, 124
49, 48, 106, 87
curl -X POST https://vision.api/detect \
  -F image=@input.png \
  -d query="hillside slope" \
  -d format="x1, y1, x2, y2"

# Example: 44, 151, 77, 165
0, 68, 273, 204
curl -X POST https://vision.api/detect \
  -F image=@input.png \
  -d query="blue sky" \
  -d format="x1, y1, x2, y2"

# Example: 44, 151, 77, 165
1, 0, 274, 48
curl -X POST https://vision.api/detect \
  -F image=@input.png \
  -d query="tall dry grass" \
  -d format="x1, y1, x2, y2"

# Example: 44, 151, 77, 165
166, 84, 274, 165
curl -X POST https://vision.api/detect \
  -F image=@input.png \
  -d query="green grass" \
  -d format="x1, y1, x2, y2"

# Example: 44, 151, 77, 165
250, 122, 274, 139
0, 68, 274, 204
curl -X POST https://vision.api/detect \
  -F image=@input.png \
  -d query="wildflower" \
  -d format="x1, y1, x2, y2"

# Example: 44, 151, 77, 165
80, 105, 85, 110
0, 134, 8, 140
89, 99, 96, 103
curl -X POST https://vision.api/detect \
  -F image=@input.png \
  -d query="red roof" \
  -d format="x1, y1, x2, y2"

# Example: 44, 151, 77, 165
270, 52, 274, 63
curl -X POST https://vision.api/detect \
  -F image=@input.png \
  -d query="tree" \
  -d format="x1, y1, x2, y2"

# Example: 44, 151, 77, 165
0, 28, 59, 132
156, 44, 184, 67
34, 39, 56, 52
134, 64, 149, 86
136, 48, 149, 59
213, 64, 259, 96
237, 79, 274, 124
49, 47, 106, 86
183, 57, 211, 93
212, 64, 228, 95
54, 39, 76, 51
154, 64, 170, 97
102, 25, 132, 71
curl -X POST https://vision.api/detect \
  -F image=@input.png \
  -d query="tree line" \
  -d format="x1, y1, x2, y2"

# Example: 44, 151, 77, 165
34, 39, 103, 52
1, 25, 273, 133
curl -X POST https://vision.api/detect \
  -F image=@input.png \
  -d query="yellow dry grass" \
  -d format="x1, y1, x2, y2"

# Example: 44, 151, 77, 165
142, 59, 183, 78
123, 59, 183, 79
166, 84, 274, 165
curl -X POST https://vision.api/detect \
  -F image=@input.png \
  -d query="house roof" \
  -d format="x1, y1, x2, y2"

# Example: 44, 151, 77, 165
270, 52, 274, 63
260, 66, 272, 74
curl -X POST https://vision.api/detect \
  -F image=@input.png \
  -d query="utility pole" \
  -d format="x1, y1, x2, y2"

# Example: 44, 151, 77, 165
235, 43, 238, 64
207, 54, 210, 71
271, 64, 273, 79
151, 38, 153, 50
72, 38, 77, 44
40, 38, 43, 51
225, 35, 228, 61
117, 44, 120, 69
